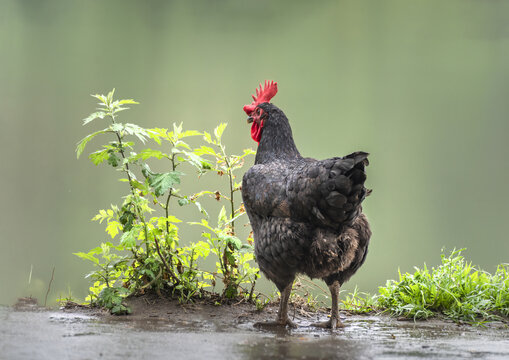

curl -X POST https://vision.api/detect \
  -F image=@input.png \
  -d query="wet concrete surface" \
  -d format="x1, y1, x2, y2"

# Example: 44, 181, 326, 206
1, 305, 508, 360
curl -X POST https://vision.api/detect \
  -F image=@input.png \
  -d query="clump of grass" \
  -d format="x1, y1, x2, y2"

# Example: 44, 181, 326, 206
377, 249, 509, 323
341, 286, 378, 314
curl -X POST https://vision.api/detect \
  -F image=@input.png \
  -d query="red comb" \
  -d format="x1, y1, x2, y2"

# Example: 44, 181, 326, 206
243, 80, 278, 115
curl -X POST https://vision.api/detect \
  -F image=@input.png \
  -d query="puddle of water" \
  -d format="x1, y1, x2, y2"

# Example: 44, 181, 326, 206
1, 306, 508, 360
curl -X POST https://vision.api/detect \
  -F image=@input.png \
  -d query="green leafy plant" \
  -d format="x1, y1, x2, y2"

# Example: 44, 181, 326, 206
75, 89, 258, 313
186, 122, 259, 299
377, 249, 509, 323
335, 250, 509, 324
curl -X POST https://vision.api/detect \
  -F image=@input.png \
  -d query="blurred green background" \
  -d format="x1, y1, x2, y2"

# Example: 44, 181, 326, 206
1, 0, 509, 306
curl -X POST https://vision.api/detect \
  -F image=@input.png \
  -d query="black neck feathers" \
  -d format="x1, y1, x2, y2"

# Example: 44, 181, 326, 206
254, 104, 301, 164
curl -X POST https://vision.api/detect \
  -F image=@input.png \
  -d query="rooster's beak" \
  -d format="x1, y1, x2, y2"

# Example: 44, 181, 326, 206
247, 116, 253, 124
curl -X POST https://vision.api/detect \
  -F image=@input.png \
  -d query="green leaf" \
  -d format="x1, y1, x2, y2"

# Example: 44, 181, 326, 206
111, 123, 123, 132
89, 149, 110, 165
107, 152, 120, 167
243, 148, 256, 156
120, 229, 137, 248
112, 107, 129, 114
73, 252, 99, 264
203, 131, 214, 144
142, 166, 183, 197
175, 141, 191, 150
193, 146, 217, 157
172, 122, 183, 137
214, 123, 227, 141
148, 128, 168, 145
107, 88, 115, 105
83, 111, 107, 125
194, 201, 208, 217
118, 99, 139, 105
138, 148, 165, 160
178, 198, 190, 206
119, 209, 135, 232
124, 123, 151, 143
106, 221, 122, 238
91, 93, 107, 105
186, 152, 212, 171
179, 130, 201, 139
225, 236, 242, 250
217, 206, 227, 227
76, 129, 109, 159
225, 250, 236, 266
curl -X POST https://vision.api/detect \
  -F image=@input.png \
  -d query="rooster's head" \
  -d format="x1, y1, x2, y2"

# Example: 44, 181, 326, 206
243, 80, 278, 143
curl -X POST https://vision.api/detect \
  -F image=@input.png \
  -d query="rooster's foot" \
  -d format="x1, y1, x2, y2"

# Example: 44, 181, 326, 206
254, 318, 297, 329
311, 318, 345, 330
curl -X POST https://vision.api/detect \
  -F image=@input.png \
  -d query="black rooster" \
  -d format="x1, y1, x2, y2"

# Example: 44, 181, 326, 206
241, 81, 371, 329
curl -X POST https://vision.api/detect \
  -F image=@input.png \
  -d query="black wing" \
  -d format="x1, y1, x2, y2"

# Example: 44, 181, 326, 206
242, 152, 369, 229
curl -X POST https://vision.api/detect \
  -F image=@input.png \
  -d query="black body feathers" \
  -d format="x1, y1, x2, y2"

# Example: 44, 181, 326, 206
242, 103, 371, 291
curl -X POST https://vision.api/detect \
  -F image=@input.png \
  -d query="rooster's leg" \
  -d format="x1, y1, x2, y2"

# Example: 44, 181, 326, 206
254, 282, 296, 328
311, 281, 345, 329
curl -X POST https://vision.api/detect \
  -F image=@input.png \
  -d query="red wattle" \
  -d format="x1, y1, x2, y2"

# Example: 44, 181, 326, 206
251, 121, 263, 143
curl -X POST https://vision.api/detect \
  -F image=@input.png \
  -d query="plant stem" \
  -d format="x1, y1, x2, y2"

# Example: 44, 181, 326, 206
110, 113, 136, 197
110, 112, 151, 257
220, 145, 236, 235
44, 267, 55, 307
153, 235, 180, 285
165, 154, 176, 233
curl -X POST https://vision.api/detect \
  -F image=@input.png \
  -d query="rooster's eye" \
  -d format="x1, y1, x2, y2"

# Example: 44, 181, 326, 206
256, 108, 260, 115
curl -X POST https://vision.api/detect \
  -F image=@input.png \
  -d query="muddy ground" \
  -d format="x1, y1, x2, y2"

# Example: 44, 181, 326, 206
1, 295, 509, 359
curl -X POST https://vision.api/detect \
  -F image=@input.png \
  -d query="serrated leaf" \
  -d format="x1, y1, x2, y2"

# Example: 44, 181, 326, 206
138, 148, 165, 160
218, 206, 227, 227
73, 252, 99, 264
178, 198, 190, 206
124, 123, 150, 143
118, 99, 139, 105
148, 128, 169, 145
107, 88, 115, 104
83, 111, 107, 125
89, 149, 110, 165
203, 131, 214, 144
175, 141, 191, 150
107, 152, 120, 167
110, 123, 123, 132
186, 152, 213, 171
76, 129, 109, 159
225, 236, 242, 250
119, 209, 135, 232
214, 123, 227, 140
173, 122, 183, 136
225, 251, 236, 266
113, 107, 129, 114
142, 167, 183, 197
120, 229, 137, 248
91, 93, 107, 105
179, 130, 201, 139
193, 146, 217, 157
106, 221, 122, 238
194, 201, 208, 217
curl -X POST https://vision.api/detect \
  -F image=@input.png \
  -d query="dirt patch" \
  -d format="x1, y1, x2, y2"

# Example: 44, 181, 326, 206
61, 292, 324, 330
59, 293, 509, 332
